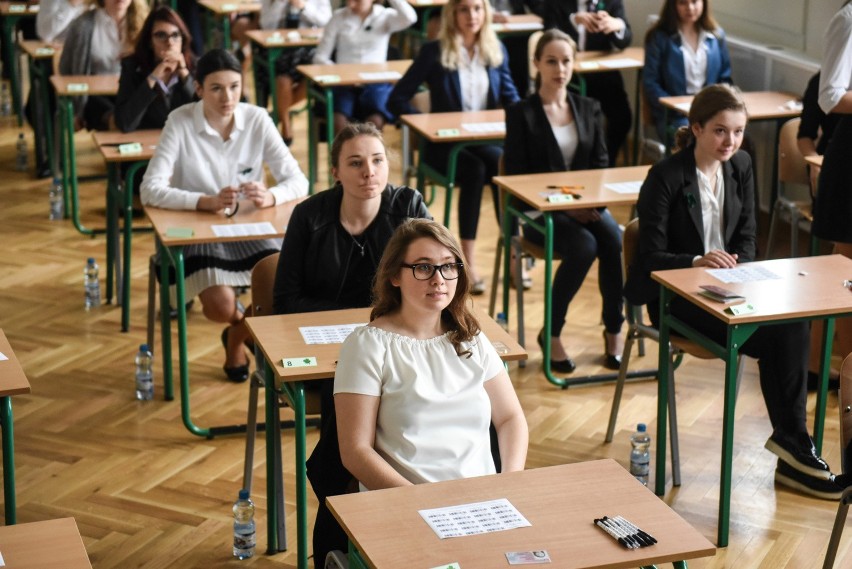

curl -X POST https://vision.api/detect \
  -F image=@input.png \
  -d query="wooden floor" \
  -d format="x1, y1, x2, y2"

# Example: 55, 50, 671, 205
0, 92, 850, 568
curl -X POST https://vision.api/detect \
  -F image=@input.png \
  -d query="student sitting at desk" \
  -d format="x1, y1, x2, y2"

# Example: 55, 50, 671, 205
37, 0, 88, 44
334, 218, 528, 489
624, 84, 845, 499
312, 0, 416, 134
273, 122, 431, 565
388, 0, 520, 294
59, 0, 149, 130
140, 49, 308, 383
115, 6, 196, 132
504, 29, 624, 374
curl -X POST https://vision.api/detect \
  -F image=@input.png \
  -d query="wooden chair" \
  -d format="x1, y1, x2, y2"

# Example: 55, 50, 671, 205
605, 219, 745, 487
765, 118, 812, 258
822, 353, 852, 569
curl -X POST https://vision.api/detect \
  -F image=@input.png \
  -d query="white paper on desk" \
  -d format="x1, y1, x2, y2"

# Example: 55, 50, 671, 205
0, 352, 7, 361
210, 222, 277, 238
675, 102, 691, 113
604, 181, 642, 194
419, 498, 531, 539
359, 71, 402, 81
706, 266, 781, 284
599, 58, 639, 69
502, 21, 542, 31
0, 550, 5, 565
461, 122, 505, 133
299, 323, 365, 345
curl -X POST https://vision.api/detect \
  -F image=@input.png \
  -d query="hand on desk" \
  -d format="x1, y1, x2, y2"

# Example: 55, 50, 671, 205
239, 181, 275, 208
592, 11, 624, 35
693, 250, 738, 269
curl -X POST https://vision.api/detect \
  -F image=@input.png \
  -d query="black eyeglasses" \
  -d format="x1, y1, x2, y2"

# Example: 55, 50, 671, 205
401, 262, 463, 280
153, 31, 182, 42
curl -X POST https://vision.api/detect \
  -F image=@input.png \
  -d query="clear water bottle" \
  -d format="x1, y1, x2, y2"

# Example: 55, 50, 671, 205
233, 489, 256, 559
84, 258, 101, 310
49, 177, 64, 220
0, 83, 10, 116
135, 344, 154, 400
496, 312, 508, 331
630, 423, 651, 486
15, 133, 27, 172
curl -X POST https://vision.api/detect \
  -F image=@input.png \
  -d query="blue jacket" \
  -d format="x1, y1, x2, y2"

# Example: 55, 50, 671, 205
643, 28, 732, 140
387, 40, 519, 117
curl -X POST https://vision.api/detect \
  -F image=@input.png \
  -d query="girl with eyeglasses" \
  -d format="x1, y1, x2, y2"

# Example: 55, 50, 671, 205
115, 6, 196, 132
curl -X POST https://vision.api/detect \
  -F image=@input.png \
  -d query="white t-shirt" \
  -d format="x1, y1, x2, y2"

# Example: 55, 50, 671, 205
334, 325, 505, 486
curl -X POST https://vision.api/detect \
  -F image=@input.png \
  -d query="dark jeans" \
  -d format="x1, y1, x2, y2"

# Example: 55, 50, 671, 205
523, 208, 624, 337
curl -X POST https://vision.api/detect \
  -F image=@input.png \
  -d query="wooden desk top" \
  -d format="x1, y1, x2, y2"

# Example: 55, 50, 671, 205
246, 28, 322, 48
494, 165, 650, 212
197, 0, 260, 14
575, 46, 644, 73
0, 2, 38, 16
406, 0, 447, 8
400, 109, 506, 143
50, 74, 119, 96
245, 304, 527, 384
0, 517, 91, 568
19, 39, 57, 59
0, 329, 31, 398
492, 14, 543, 34
93, 129, 161, 163
328, 459, 715, 569
297, 60, 412, 87
806, 154, 823, 168
659, 91, 801, 121
651, 254, 852, 325
144, 198, 301, 246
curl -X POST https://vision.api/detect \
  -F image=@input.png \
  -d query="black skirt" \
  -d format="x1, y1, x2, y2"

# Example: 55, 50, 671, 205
813, 115, 852, 243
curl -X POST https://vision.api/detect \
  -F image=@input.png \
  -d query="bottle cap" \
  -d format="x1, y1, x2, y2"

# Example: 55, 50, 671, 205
87, 257, 95, 264
139, 344, 149, 352
637, 423, 646, 432
239, 489, 250, 500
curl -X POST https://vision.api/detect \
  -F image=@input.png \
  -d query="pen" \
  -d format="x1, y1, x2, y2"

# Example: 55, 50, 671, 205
547, 185, 584, 190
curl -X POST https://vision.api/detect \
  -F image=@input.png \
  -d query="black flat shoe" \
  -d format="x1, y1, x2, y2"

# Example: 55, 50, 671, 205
223, 364, 250, 383
537, 330, 576, 374
602, 330, 622, 371
222, 325, 256, 352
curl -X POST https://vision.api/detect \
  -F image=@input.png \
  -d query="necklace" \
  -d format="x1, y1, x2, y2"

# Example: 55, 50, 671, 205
340, 209, 367, 257
349, 233, 366, 257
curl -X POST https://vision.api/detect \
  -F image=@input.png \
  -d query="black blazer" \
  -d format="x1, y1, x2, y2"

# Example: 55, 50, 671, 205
114, 56, 196, 132
504, 91, 608, 175
542, 0, 632, 51
624, 147, 756, 306
504, 0, 545, 16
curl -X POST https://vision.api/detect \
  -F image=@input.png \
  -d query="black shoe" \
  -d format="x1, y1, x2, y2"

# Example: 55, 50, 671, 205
774, 459, 843, 500
807, 370, 840, 392
602, 330, 622, 370
223, 364, 250, 383
160, 300, 194, 320
765, 431, 831, 479
537, 330, 576, 374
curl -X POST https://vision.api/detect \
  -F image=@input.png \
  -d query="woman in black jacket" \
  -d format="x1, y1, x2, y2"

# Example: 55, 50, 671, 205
504, 29, 623, 374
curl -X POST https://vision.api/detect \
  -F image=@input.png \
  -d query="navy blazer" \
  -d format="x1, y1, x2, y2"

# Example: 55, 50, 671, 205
504, 91, 608, 176
623, 146, 755, 306
643, 28, 732, 140
387, 40, 519, 117
542, 0, 632, 52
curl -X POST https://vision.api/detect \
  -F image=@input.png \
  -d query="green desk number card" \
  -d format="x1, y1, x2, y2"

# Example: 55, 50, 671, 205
35, 47, 55, 56
221, 3, 237, 9
282, 356, 317, 368
267, 33, 285, 45
428, 564, 460, 569
547, 193, 577, 204
726, 303, 755, 316
67, 83, 89, 93
117, 142, 143, 155
8, 4, 26, 12
315, 74, 341, 84
436, 128, 460, 137
165, 227, 194, 238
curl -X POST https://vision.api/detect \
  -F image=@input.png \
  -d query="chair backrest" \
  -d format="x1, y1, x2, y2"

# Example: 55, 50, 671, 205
778, 117, 809, 188
621, 218, 640, 283
250, 252, 280, 317
840, 353, 852, 474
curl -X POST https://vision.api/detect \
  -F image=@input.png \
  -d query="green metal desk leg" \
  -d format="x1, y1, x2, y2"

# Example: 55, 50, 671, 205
3, 15, 23, 127
267, 48, 282, 126
348, 542, 370, 569
105, 163, 119, 305
1, 396, 16, 524
814, 317, 836, 452
158, 240, 175, 402
282, 380, 308, 569
60, 97, 104, 236
655, 287, 672, 497
120, 161, 149, 332
222, 14, 232, 50
307, 84, 318, 191
501, 192, 514, 323
264, 362, 284, 553
40, 60, 55, 174
59, 97, 72, 219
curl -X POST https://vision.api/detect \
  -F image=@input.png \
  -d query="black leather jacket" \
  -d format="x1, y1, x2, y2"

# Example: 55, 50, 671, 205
272, 184, 431, 315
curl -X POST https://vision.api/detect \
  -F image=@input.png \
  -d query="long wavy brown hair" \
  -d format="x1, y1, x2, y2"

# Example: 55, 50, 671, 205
92, 0, 149, 48
370, 219, 481, 357
132, 6, 195, 76
645, 0, 719, 43
673, 83, 748, 152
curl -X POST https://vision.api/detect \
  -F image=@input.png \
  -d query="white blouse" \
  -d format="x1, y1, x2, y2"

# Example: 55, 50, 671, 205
551, 120, 579, 169
36, 0, 86, 43
89, 8, 123, 75
696, 167, 725, 253
140, 102, 308, 210
458, 44, 489, 112
259, 0, 331, 31
819, 3, 852, 114
334, 325, 505, 486
680, 29, 709, 95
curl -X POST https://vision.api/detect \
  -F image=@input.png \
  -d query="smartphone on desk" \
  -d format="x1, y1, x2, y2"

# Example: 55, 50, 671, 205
698, 285, 746, 304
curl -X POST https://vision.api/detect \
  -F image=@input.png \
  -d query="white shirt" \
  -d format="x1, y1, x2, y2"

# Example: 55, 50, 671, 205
819, 3, 852, 114
334, 326, 505, 486
89, 8, 122, 75
36, 0, 86, 43
696, 167, 725, 253
551, 121, 579, 168
140, 102, 308, 210
680, 29, 709, 95
260, 0, 331, 31
313, 0, 416, 65
458, 45, 489, 111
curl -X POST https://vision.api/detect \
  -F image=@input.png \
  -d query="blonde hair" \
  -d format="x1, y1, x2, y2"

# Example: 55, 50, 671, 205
438, 0, 504, 71
92, 0, 150, 48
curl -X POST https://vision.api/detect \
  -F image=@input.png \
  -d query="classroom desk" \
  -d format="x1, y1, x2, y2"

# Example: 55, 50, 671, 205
93, 130, 159, 331
144, 200, 300, 437
651, 254, 852, 547
245, 305, 526, 569
20, 39, 56, 176
0, 517, 92, 568
50, 74, 119, 236
806, 154, 823, 168
329, 459, 715, 569
0, 1, 38, 127
494, 166, 651, 389
490, 13, 543, 36
246, 28, 321, 128
298, 60, 411, 191
198, 0, 261, 50
400, 109, 505, 228
0, 330, 32, 525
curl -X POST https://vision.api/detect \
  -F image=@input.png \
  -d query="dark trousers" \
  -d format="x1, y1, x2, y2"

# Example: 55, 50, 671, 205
502, 35, 531, 97
524, 208, 624, 336
649, 297, 810, 441
581, 71, 632, 167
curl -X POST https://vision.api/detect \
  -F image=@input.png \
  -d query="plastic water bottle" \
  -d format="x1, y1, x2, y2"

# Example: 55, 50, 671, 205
0, 83, 10, 116
49, 177, 64, 220
135, 344, 154, 400
15, 133, 27, 172
630, 423, 651, 486
233, 489, 256, 559
84, 258, 101, 310
496, 312, 508, 331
